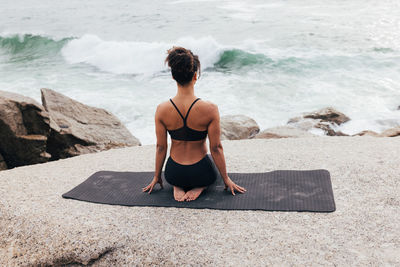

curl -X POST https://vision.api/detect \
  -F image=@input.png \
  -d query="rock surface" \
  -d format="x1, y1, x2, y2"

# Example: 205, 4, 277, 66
0, 153, 7, 170
255, 126, 316, 139
353, 130, 380, 137
288, 107, 350, 136
41, 88, 141, 159
1, 138, 399, 266
0, 90, 51, 168
0, 89, 141, 169
380, 126, 400, 137
353, 126, 400, 138
302, 107, 350, 125
220, 115, 259, 140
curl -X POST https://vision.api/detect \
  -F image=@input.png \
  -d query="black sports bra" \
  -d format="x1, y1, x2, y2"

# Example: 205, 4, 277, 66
167, 98, 208, 141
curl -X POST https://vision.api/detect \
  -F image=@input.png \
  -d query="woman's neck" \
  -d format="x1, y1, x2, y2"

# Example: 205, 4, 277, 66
176, 83, 195, 98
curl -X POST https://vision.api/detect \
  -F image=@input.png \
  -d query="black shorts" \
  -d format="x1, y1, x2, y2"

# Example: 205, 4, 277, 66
164, 154, 218, 191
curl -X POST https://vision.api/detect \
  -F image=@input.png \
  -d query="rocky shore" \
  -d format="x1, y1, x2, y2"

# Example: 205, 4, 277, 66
220, 107, 399, 140
0, 89, 141, 171
1, 89, 398, 172
1, 137, 399, 266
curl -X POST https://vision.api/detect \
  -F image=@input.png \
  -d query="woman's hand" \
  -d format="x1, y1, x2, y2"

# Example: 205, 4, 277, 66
223, 176, 246, 195
142, 176, 163, 194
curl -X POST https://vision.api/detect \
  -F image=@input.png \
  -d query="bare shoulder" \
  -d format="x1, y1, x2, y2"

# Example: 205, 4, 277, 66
155, 100, 171, 114
198, 99, 219, 114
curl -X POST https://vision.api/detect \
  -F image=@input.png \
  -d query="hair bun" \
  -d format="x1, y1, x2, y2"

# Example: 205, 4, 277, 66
165, 46, 201, 86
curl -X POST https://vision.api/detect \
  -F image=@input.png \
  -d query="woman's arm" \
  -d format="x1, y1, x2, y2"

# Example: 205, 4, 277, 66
207, 103, 246, 195
142, 104, 167, 194
207, 104, 229, 182
154, 104, 168, 179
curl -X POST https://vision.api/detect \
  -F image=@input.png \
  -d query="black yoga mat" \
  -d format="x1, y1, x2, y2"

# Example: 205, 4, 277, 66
62, 169, 335, 212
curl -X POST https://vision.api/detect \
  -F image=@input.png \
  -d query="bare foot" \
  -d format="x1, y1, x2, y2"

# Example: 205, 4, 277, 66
173, 186, 186, 202
183, 186, 207, 201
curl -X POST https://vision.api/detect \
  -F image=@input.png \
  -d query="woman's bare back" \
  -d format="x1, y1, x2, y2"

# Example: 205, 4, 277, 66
158, 97, 215, 164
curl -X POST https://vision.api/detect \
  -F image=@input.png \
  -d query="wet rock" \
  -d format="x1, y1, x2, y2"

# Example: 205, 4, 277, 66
288, 107, 350, 136
380, 126, 400, 137
41, 88, 141, 159
353, 130, 380, 137
0, 90, 51, 168
302, 107, 350, 125
314, 123, 348, 136
255, 126, 316, 139
220, 115, 260, 140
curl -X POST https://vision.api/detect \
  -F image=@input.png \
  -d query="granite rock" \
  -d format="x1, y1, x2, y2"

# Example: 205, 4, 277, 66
0, 90, 51, 168
380, 126, 400, 137
0, 153, 7, 170
1, 138, 400, 266
302, 107, 350, 125
353, 130, 380, 137
41, 88, 141, 159
288, 107, 350, 136
220, 114, 260, 140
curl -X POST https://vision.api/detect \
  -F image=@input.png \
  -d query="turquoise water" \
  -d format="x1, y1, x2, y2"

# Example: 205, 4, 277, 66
1, 0, 399, 144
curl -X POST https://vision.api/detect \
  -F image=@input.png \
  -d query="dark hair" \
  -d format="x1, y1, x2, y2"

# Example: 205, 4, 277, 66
164, 46, 201, 86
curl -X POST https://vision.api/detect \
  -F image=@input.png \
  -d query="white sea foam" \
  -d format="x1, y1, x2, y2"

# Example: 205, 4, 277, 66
168, 0, 218, 4
217, 2, 256, 21
61, 34, 223, 75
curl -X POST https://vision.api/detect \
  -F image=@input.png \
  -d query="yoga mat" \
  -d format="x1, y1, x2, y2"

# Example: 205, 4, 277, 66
62, 169, 335, 212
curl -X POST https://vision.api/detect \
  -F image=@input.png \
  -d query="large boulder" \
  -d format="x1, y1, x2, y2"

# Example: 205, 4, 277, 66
380, 126, 400, 137
255, 126, 316, 139
302, 107, 350, 125
288, 107, 350, 136
41, 88, 141, 159
220, 115, 260, 140
0, 90, 51, 169
0, 153, 7, 170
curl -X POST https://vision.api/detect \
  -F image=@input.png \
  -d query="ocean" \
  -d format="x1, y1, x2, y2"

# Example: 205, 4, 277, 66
0, 0, 399, 144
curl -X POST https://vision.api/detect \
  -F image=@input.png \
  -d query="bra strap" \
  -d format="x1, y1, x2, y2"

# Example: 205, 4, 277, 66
184, 98, 201, 122
169, 99, 185, 121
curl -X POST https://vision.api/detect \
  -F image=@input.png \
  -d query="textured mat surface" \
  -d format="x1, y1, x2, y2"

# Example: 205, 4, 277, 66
62, 169, 335, 212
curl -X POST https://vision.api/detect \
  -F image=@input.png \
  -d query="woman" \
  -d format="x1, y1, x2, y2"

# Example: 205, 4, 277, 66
142, 46, 246, 202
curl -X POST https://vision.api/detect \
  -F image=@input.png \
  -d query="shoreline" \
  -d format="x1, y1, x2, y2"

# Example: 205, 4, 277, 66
1, 89, 399, 172
1, 137, 399, 265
